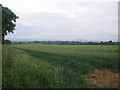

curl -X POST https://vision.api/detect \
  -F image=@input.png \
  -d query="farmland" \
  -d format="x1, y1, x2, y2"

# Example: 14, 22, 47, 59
2, 44, 118, 88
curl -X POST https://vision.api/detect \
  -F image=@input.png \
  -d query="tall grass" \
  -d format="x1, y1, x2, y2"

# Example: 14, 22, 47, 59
3, 44, 118, 88
3, 46, 58, 88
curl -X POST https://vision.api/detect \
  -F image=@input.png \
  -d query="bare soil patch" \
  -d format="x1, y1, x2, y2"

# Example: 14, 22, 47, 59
84, 69, 118, 88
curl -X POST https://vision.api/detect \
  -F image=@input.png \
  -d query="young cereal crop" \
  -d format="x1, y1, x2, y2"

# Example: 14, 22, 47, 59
2, 44, 118, 88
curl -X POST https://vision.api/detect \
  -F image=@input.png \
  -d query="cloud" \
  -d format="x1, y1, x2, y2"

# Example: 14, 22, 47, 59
1, 0, 118, 18
1, 0, 118, 41
17, 20, 32, 26
1, 0, 79, 19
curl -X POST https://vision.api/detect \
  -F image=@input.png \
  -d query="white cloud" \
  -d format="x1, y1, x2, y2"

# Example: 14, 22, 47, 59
1, 0, 118, 19
17, 20, 32, 26
1, 0, 118, 41
1, 0, 79, 19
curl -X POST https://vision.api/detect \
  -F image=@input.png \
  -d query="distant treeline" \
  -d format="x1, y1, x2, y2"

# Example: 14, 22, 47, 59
12, 40, 119, 45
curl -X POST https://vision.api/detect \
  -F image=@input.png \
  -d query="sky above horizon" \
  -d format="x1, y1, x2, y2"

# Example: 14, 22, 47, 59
0, 0, 119, 41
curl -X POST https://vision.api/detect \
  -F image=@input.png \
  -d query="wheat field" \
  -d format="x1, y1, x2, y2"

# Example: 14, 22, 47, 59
2, 44, 118, 88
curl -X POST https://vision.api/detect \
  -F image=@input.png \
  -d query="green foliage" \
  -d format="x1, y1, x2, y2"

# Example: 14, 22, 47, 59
3, 46, 58, 88
13, 40, 119, 45
1, 5, 18, 39
3, 44, 118, 88
85, 76, 97, 78
2, 39, 12, 44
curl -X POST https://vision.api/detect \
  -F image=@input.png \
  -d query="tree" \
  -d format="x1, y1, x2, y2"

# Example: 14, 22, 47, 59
3, 39, 12, 44
1, 4, 19, 41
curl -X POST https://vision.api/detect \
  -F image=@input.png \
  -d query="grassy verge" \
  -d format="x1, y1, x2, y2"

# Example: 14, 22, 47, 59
3, 45, 58, 88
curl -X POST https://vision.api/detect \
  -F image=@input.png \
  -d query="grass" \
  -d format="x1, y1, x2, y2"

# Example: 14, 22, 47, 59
2, 44, 118, 88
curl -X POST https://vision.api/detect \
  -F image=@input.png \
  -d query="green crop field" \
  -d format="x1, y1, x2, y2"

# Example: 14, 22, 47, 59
2, 44, 118, 88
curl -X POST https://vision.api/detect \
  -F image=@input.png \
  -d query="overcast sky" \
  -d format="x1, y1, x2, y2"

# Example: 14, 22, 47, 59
1, 0, 119, 41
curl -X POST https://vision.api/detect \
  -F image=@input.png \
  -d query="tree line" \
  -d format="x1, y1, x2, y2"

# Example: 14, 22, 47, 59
13, 40, 119, 45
